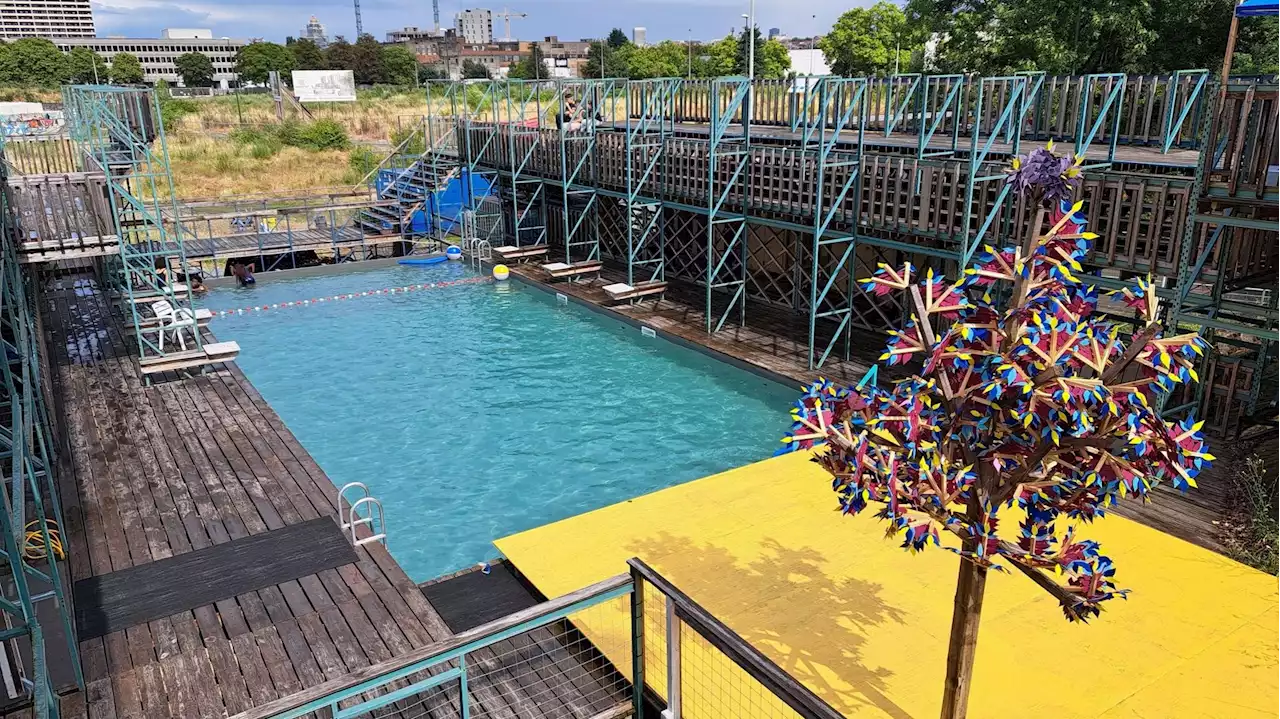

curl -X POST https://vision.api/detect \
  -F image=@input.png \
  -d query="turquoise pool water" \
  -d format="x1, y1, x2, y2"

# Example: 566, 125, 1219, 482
200, 263, 794, 581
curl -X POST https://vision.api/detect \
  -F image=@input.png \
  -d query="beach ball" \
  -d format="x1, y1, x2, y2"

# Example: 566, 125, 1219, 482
493, 264, 510, 281
446, 246, 463, 261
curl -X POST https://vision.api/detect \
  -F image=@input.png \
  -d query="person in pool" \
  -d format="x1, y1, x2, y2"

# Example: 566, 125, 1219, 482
190, 276, 208, 295
231, 262, 256, 286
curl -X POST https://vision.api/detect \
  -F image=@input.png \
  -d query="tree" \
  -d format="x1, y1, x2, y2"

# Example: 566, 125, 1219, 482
731, 27, 791, 79
607, 28, 630, 49
382, 44, 417, 85
906, 0, 1226, 74
325, 39, 355, 72
508, 43, 547, 80
694, 36, 739, 78
1232, 17, 1280, 75
175, 52, 215, 87
419, 64, 445, 82
110, 51, 143, 83
783, 143, 1212, 718
350, 35, 386, 84
821, 2, 920, 76
461, 59, 491, 79
0, 38, 70, 87
581, 41, 630, 79
623, 41, 688, 79
291, 38, 326, 70
234, 41, 294, 85
67, 47, 108, 84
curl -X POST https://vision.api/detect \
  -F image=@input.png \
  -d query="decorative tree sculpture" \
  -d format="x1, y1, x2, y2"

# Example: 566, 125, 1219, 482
782, 143, 1213, 719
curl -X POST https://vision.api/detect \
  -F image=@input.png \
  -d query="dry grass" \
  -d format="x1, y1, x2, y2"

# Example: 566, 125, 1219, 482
163, 130, 355, 199
173, 91, 430, 141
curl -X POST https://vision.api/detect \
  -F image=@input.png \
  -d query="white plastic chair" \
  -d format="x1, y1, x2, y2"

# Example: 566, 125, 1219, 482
150, 300, 197, 351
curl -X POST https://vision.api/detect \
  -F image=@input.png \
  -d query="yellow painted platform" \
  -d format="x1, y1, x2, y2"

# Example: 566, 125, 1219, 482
496, 451, 1279, 719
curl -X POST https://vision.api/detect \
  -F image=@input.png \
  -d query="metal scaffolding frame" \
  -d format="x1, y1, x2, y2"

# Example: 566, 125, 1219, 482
705, 77, 751, 334
961, 74, 1031, 265
798, 77, 868, 368
503, 80, 549, 249
623, 78, 680, 287
459, 80, 507, 248
0, 216, 82, 717
555, 78, 620, 264
63, 86, 199, 362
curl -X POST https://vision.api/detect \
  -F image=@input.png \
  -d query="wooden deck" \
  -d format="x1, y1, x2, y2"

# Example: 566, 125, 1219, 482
19, 275, 626, 719
508, 262, 1245, 555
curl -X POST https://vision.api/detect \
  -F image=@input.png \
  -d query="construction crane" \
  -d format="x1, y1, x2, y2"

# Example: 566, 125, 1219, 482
432, 0, 440, 30
353, 0, 363, 37
494, 7, 526, 41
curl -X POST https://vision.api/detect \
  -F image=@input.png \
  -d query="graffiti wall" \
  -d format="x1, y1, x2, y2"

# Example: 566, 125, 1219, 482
1, 110, 66, 138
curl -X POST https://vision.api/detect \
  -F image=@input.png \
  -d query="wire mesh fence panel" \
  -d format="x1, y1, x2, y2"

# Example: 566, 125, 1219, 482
678, 625, 807, 719
463, 597, 633, 719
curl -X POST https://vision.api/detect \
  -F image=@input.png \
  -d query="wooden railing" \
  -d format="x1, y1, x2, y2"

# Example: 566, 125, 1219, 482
4, 171, 118, 262
632, 73, 1218, 151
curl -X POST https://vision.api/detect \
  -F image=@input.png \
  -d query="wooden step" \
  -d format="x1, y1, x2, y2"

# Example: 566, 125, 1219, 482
542, 261, 603, 279
603, 281, 667, 302
138, 340, 240, 375
494, 245, 549, 261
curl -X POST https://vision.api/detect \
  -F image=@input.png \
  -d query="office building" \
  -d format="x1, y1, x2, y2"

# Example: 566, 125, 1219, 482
302, 15, 329, 47
52, 34, 248, 88
161, 28, 212, 39
455, 9, 493, 44
767, 27, 780, 39
632, 26, 646, 46
0, 0, 94, 39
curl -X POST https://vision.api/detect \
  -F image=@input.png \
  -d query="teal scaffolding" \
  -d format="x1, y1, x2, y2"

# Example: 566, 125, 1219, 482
624, 78, 681, 287
797, 77, 868, 368
504, 80, 548, 249
705, 77, 751, 334
555, 79, 619, 264
63, 86, 199, 363
0, 203, 83, 717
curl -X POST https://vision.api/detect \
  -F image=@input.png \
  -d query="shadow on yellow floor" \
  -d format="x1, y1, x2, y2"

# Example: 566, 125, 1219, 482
497, 451, 1279, 719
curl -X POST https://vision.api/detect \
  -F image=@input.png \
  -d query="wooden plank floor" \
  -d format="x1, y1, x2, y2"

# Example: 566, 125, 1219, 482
510, 262, 1241, 554
18, 275, 625, 719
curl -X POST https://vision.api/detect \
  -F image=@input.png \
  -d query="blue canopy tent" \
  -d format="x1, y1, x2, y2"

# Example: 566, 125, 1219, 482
1236, 0, 1279, 16
1223, 0, 1278, 80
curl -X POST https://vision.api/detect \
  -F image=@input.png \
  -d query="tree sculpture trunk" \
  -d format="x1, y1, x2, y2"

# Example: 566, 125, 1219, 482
941, 545, 988, 719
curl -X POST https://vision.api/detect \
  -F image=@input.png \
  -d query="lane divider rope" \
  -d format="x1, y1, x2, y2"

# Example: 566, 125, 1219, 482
210, 276, 495, 317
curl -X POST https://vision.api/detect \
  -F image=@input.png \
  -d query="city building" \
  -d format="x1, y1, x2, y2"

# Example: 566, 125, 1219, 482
161, 28, 213, 39
302, 15, 328, 47
51, 34, 248, 88
0, 0, 94, 39
632, 26, 646, 46
537, 36, 593, 77
455, 9, 493, 44
438, 39, 523, 79
386, 26, 446, 44
767, 27, 780, 39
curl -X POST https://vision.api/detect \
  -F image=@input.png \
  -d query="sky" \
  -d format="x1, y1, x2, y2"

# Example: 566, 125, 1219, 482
89, 0, 862, 44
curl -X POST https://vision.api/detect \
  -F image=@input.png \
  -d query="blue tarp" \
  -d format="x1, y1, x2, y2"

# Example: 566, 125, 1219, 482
374, 168, 496, 235
1237, 0, 1278, 17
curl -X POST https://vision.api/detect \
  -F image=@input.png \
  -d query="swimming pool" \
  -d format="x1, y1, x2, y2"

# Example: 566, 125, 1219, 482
201, 263, 794, 581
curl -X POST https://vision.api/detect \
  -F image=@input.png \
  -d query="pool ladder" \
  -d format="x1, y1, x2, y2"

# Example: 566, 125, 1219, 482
338, 482, 387, 547
464, 237, 491, 271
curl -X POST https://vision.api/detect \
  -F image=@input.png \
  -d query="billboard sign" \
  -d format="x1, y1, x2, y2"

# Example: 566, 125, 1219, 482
292, 70, 357, 102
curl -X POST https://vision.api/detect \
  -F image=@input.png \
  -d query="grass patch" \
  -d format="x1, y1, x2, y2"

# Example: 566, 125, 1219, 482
163, 130, 354, 199
1225, 455, 1278, 574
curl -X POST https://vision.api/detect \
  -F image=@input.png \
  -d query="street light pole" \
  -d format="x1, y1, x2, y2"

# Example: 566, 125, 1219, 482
687, 29, 693, 79
741, 0, 755, 127
809, 14, 816, 75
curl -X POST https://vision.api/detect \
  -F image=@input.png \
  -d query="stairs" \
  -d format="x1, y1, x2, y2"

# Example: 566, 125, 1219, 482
353, 155, 463, 241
